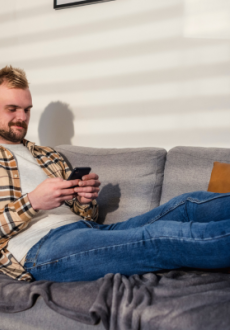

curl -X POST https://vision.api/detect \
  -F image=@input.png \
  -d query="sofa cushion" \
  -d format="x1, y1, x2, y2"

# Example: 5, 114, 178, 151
55, 145, 166, 224
0, 296, 105, 330
160, 146, 230, 205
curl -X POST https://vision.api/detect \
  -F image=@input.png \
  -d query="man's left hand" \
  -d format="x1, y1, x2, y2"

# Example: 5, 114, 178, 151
73, 173, 100, 204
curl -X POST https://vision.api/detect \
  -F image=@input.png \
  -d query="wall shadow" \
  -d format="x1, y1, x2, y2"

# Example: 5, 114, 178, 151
0, 4, 50, 25
4, 37, 223, 71
32, 61, 229, 96
0, 4, 182, 49
71, 95, 230, 119
78, 127, 230, 149
38, 101, 75, 147
97, 183, 121, 224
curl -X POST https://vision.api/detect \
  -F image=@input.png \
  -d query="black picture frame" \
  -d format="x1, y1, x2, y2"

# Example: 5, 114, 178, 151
54, 0, 110, 9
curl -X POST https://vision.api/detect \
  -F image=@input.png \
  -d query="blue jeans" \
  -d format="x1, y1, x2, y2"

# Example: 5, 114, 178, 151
24, 191, 230, 282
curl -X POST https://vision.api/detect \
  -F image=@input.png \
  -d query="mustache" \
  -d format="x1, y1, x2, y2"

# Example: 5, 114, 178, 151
9, 121, 27, 129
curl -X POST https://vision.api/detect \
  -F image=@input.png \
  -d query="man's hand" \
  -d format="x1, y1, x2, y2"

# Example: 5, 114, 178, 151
28, 174, 100, 211
73, 173, 100, 205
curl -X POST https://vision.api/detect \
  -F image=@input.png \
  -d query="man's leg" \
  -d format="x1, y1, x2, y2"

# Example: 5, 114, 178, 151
102, 191, 230, 230
24, 191, 230, 282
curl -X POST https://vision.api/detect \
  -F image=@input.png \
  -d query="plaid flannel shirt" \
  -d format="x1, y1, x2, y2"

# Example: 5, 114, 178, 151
0, 139, 98, 281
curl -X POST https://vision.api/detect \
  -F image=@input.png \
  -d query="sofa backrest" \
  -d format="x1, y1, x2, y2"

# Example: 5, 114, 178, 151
55, 145, 166, 224
160, 146, 230, 205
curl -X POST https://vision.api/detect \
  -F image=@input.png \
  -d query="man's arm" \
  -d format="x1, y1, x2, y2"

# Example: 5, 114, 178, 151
27, 174, 100, 221
27, 178, 82, 211
29, 147, 100, 221
0, 174, 100, 241
0, 194, 37, 240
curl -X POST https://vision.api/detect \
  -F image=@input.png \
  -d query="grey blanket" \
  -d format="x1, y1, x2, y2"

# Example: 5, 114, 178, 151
1, 270, 230, 330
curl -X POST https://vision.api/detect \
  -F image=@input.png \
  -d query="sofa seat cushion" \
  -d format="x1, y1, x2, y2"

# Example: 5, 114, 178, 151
55, 145, 166, 224
160, 146, 230, 205
0, 296, 105, 330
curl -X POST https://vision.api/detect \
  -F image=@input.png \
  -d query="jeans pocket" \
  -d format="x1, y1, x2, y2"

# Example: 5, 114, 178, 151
24, 229, 54, 268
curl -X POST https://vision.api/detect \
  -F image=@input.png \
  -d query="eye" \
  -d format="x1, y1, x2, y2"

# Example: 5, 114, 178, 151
25, 108, 31, 113
9, 108, 16, 112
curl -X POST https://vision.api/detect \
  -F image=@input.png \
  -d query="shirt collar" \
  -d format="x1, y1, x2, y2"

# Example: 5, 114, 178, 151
0, 139, 35, 153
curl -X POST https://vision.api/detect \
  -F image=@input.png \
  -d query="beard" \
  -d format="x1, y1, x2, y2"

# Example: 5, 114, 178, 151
0, 121, 28, 143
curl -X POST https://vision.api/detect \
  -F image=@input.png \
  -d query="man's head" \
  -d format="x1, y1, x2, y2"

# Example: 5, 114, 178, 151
0, 66, 32, 144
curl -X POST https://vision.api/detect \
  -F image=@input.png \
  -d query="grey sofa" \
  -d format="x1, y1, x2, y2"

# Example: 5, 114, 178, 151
1, 144, 230, 330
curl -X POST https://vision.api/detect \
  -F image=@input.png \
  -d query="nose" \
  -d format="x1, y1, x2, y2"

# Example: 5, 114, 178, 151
16, 109, 29, 122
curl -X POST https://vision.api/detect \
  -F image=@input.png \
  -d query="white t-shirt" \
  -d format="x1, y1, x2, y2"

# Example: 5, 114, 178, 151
4, 143, 81, 262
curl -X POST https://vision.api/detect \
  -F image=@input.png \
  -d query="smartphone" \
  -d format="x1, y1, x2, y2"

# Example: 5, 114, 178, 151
67, 167, 91, 181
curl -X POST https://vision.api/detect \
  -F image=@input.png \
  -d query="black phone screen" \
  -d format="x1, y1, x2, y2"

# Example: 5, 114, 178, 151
67, 167, 91, 181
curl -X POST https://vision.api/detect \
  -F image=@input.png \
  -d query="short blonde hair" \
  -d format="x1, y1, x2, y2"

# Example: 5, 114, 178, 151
0, 65, 29, 89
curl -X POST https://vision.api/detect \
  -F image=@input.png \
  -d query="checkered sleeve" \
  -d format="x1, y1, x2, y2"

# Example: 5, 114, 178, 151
0, 194, 37, 239
73, 198, 98, 221
64, 198, 99, 221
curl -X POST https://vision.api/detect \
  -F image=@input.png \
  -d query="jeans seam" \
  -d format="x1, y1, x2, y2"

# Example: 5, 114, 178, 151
143, 193, 230, 226
140, 200, 186, 226
25, 221, 94, 263
25, 232, 230, 270
82, 220, 94, 228
187, 194, 230, 204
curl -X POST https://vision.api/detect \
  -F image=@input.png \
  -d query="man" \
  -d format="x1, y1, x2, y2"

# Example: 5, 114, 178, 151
0, 66, 100, 281
1, 66, 230, 283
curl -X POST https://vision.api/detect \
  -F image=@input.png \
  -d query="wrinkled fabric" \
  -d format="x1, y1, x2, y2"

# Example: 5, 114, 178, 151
0, 273, 101, 325
91, 271, 230, 330
1, 270, 230, 330
25, 192, 230, 283
0, 140, 98, 281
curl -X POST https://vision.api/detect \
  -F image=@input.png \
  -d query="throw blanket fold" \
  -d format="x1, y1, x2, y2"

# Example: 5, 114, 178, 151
1, 270, 230, 330
91, 271, 230, 330
0, 273, 102, 325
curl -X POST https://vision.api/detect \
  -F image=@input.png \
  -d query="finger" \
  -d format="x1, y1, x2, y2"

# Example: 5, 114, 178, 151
57, 193, 76, 201
78, 180, 101, 187
77, 197, 93, 204
74, 187, 100, 193
58, 188, 76, 196
77, 192, 99, 199
82, 173, 99, 181
62, 195, 76, 201
62, 179, 81, 189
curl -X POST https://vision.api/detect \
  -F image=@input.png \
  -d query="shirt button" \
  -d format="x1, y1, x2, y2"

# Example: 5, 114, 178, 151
14, 174, 18, 178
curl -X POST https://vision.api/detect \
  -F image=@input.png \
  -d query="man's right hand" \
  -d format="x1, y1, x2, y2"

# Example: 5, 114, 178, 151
28, 178, 80, 211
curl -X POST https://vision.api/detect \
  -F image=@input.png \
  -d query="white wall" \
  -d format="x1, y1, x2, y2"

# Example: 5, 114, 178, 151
0, 0, 230, 149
